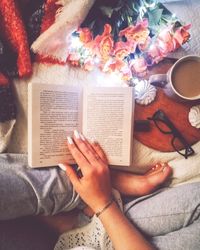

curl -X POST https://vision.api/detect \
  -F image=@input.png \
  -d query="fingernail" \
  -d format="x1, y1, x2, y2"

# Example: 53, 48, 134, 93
91, 138, 97, 144
58, 164, 67, 171
67, 136, 73, 144
74, 130, 80, 139
81, 134, 86, 141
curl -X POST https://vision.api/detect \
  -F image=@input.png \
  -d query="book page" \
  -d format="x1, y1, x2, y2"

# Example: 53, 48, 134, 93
28, 83, 82, 167
82, 87, 134, 166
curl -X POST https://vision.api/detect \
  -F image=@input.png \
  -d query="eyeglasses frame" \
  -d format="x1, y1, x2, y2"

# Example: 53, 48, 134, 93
148, 109, 195, 159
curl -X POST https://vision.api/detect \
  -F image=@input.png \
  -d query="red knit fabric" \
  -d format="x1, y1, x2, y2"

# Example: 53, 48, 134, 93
0, 0, 32, 77
36, 0, 65, 65
41, 0, 60, 33
0, 73, 9, 85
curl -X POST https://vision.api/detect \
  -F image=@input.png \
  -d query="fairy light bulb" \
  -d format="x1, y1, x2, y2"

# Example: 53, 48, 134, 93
94, 57, 100, 64
70, 35, 83, 50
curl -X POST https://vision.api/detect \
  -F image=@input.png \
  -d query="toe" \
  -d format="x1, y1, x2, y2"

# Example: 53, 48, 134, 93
147, 164, 172, 187
146, 162, 165, 175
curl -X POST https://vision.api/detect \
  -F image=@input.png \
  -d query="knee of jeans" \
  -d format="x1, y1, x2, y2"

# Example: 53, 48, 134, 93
124, 183, 200, 236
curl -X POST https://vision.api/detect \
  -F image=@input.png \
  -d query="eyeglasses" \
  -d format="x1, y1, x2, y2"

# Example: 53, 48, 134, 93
148, 109, 195, 159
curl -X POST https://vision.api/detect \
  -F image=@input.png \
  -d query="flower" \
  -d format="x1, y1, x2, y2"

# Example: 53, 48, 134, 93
156, 28, 176, 56
78, 28, 93, 44
114, 41, 136, 60
173, 24, 191, 48
138, 36, 151, 51
147, 43, 163, 64
119, 19, 149, 45
130, 57, 147, 76
65, 13, 191, 83
94, 24, 114, 61
120, 65, 133, 81
103, 59, 126, 73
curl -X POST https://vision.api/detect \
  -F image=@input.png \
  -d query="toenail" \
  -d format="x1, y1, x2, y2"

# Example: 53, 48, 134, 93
162, 166, 168, 172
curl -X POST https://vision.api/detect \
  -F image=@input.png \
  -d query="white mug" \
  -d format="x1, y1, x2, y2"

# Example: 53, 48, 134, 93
149, 55, 200, 102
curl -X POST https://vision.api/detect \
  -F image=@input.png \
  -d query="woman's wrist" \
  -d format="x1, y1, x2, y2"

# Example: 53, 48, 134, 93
90, 194, 113, 214
95, 198, 114, 217
96, 199, 120, 221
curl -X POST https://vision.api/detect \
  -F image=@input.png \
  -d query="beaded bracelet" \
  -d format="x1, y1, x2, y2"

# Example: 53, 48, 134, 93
96, 199, 114, 218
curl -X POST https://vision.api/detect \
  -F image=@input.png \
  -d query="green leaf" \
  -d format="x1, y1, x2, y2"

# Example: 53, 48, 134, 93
148, 8, 163, 27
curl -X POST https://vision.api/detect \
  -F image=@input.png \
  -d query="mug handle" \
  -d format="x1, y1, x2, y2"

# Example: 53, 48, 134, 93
149, 74, 168, 88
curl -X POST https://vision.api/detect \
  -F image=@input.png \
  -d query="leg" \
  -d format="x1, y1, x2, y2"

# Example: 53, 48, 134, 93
0, 153, 80, 220
124, 182, 200, 237
151, 219, 200, 250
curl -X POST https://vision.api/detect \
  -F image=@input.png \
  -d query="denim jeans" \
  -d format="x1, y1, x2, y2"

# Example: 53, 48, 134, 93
0, 154, 200, 250
0, 154, 80, 220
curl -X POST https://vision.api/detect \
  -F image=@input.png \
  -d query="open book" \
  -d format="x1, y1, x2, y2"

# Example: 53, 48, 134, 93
28, 83, 134, 168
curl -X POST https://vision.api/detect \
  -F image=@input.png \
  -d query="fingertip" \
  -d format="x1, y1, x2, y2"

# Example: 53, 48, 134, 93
79, 133, 86, 141
67, 136, 74, 145
90, 138, 98, 145
74, 130, 80, 139
58, 163, 67, 171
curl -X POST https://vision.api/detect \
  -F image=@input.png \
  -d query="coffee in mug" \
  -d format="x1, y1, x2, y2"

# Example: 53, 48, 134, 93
172, 59, 200, 98
149, 55, 200, 102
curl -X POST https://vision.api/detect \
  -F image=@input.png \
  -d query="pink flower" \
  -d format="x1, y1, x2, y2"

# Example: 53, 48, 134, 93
155, 24, 191, 57
94, 24, 114, 62
78, 28, 93, 44
114, 41, 136, 60
130, 57, 147, 75
147, 44, 163, 64
119, 19, 149, 45
156, 28, 176, 56
138, 36, 151, 51
120, 66, 132, 81
102, 59, 126, 73
173, 24, 191, 48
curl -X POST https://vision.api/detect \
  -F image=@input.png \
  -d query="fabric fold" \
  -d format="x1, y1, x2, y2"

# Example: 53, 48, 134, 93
31, 0, 95, 61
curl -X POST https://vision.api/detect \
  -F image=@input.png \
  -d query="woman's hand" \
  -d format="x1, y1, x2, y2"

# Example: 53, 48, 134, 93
59, 130, 112, 213
60, 131, 154, 250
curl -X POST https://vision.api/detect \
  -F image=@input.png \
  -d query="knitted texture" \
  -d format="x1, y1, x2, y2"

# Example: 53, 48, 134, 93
0, 0, 32, 77
0, 0, 45, 79
55, 215, 114, 250
0, 0, 45, 152
54, 190, 123, 250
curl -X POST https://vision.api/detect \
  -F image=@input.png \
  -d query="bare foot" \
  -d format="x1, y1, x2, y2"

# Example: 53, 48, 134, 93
111, 163, 172, 196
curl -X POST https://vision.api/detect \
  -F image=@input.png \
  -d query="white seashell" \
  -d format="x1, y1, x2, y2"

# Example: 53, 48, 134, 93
134, 80, 157, 105
188, 105, 200, 129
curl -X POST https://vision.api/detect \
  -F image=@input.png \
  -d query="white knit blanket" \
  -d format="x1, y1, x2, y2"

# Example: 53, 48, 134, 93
8, 0, 200, 189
